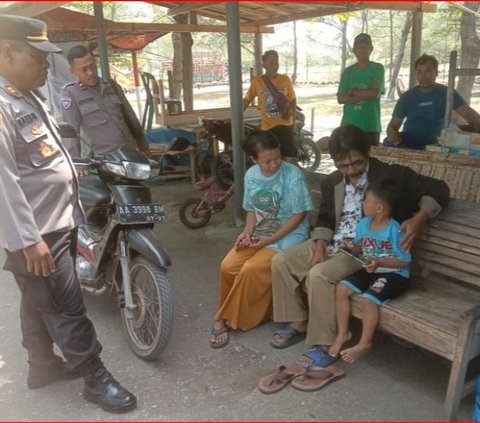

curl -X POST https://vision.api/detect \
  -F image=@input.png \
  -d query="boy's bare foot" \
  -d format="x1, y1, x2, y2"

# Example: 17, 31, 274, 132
328, 332, 352, 357
340, 342, 371, 363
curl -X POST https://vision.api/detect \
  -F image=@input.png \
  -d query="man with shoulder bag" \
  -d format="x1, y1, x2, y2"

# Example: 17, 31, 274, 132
243, 50, 297, 159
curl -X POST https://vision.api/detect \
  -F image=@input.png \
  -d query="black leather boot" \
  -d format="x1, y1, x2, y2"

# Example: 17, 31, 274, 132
27, 351, 81, 389
82, 358, 137, 413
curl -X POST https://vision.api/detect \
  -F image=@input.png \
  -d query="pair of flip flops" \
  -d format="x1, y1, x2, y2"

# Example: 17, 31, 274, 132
257, 364, 345, 393
270, 326, 306, 349
257, 346, 343, 394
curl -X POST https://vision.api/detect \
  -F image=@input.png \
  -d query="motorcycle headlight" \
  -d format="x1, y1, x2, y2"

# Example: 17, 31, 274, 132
124, 162, 151, 180
105, 162, 126, 176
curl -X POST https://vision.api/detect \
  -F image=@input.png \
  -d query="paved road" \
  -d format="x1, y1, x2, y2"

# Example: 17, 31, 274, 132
0, 179, 476, 421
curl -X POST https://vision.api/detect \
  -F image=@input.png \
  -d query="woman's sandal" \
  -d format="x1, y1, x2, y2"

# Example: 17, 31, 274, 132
210, 325, 230, 349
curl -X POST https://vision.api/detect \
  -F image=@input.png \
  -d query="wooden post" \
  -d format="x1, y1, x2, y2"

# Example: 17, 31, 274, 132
93, 2, 110, 81
131, 51, 142, 119
226, 2, 246, 226
409, 10, 423, 89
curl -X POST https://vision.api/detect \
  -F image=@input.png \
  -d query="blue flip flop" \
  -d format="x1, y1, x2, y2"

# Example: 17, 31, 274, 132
270, 326, 306, 349
298, 346, 339, 368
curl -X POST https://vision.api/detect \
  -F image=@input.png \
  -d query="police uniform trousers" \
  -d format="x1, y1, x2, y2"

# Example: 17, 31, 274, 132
4, 228, 102, 370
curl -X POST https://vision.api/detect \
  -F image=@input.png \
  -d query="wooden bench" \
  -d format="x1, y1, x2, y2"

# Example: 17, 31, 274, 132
305, 170, 480, 421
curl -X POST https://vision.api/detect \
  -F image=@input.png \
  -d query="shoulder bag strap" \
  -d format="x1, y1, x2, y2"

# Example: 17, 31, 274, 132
262, 74, 278, 98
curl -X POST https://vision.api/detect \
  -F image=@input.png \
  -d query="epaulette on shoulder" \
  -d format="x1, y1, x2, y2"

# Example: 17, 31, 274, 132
61, 81, 76, 91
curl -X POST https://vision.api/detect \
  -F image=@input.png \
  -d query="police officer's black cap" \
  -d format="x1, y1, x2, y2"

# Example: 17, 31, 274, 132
0, 14, 62, 53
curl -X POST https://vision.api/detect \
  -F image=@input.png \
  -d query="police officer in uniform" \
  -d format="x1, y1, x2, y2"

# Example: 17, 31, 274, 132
61, 44, 150, 157
0, 14, 137, 413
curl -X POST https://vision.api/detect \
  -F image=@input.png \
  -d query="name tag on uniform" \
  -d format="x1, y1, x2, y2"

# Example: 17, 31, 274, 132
16, 112, 37, 129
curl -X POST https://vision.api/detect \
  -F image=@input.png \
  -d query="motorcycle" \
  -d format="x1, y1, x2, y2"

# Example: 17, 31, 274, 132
197, 107, 321, 190
61, 125, 173, 361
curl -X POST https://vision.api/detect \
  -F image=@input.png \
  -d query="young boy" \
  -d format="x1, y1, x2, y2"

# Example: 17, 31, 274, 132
337, 33, 385, 146
328, 178, 411, 363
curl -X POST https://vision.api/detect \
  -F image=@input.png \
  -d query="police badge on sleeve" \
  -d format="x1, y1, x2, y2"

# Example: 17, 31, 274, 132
62, 96, 72, 110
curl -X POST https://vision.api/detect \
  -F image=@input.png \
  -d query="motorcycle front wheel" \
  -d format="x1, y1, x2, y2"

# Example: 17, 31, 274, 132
121, 256, 173, 360
179, 198, 212, 228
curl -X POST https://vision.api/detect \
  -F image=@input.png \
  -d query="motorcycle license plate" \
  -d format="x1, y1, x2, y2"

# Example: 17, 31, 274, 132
117, 204, 166, 224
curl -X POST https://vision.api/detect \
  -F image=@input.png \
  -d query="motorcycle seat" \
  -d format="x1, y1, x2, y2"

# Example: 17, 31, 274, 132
79, 175, 112, 208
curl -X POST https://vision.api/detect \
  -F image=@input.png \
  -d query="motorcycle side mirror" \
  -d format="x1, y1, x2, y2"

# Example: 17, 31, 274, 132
58, 122, 78, 138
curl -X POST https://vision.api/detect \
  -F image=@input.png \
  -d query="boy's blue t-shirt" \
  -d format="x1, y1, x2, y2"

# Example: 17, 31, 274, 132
354, 216, 411, 278
243, 161, 313, 252
393, 83, 465, 142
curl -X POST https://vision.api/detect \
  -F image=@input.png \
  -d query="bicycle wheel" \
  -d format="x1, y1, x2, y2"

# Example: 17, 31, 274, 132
179, 198, 211, 228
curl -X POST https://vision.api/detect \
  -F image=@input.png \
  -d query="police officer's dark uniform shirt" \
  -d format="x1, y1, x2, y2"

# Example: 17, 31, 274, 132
60, 79, 138, 157
0, 76, 84, 252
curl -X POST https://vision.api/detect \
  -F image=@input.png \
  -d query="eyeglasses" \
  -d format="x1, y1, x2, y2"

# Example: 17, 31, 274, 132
335, 158, 367, 170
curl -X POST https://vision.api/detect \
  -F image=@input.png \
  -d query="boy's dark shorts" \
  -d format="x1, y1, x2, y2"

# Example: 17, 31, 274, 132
340, 269, 410, 305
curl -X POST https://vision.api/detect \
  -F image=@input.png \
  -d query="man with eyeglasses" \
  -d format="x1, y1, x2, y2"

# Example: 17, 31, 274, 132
269, 124, 449, 366
0, 14, 136, 413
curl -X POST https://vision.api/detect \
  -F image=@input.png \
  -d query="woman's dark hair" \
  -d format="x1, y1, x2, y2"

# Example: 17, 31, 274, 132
67, 45, 91, 64
328, 124, 371, 162
243, 130, 279, 159
366, 178, 402, 211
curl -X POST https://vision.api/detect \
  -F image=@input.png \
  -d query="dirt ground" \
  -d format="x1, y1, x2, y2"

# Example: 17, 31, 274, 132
0, 176, 477, 421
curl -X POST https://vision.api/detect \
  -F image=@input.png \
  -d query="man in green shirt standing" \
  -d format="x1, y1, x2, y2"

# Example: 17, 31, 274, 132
337, 33, 385, 146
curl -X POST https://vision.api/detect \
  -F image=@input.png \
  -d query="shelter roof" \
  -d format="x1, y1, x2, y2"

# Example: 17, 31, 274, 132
36, 7, 167, 51
0, 1, 438, 50
155, 2, 437, 26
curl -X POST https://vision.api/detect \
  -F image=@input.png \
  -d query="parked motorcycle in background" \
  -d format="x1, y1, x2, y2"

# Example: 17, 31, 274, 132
197, 106, 321, 190
60, 124, 173, 361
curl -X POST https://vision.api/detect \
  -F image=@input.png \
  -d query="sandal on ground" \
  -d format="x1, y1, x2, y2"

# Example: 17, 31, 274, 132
298, 346, 339, 368
257, 364, 306, 394
210, 325, 230, 349
270, 326, 306, 349
291, 365, 345, 392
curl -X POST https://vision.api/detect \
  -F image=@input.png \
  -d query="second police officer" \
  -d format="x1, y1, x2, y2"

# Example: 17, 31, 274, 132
60, 44, 151, 158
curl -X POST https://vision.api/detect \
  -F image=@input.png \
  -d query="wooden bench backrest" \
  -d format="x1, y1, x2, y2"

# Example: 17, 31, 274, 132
370, 146, 480, 203
411, 198, 480, 289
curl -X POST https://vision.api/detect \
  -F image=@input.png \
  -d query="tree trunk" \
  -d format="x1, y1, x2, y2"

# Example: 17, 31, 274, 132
389, 11, 394, 82
340, 20, 348, 74
172, 14, 194, 111
292, 21, 297, 84
456, 2, 480, 106
361, 10, 369, 33
386, 12, 412, 100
